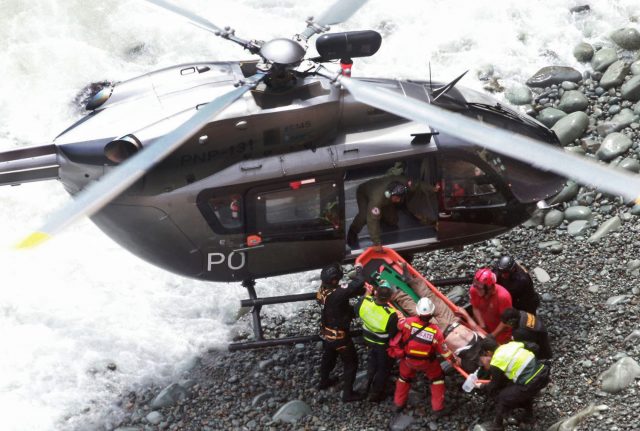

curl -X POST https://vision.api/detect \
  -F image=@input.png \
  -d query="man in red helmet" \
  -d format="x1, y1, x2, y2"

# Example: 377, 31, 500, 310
470, 268, 513, 344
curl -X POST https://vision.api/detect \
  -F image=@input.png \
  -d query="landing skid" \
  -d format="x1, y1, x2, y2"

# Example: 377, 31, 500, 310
228, 274, 473, 352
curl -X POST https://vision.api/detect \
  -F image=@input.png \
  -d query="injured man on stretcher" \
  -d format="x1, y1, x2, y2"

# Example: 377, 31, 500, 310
390, 269, 484, 373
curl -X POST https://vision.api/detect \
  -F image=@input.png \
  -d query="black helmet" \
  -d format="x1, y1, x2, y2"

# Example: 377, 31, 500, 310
321, 263, 343, 283
385, 181, 408, 199
496, 256, 516, 272
375, 282, 393, 302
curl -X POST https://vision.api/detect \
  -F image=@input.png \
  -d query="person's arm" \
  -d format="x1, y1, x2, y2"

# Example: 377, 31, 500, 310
490, 321, 511, 341
455, 307, 482, 332
386, 313, 399, 338
480, 365, 509, 396
472, 306, 487, 331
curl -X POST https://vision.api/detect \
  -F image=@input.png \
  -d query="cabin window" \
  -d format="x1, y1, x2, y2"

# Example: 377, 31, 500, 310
204, 195, 244, 232
255, 180, 339, 233
441, 160, 505, 209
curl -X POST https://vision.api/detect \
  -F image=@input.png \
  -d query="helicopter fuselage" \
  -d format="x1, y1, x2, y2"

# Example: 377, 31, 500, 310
5, 60, 565, 282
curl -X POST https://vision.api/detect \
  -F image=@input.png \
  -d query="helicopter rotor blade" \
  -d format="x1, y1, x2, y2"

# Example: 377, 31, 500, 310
17, 73, 265, 249
143, 0, 259, 53
330, 72, 640, 204
299, 0, 369, 40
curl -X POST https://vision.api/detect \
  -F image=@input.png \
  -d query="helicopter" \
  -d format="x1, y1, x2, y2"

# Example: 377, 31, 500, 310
2, 0, 640, 348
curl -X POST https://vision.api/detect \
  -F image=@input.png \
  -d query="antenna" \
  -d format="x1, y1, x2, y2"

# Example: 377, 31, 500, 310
428, 61, 433, 93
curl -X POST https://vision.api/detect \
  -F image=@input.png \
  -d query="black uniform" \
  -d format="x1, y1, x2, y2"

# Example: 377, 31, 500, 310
317, 272, 366, 400
484, 353, 550, 426
494, 263, 540, 314
511, 310, 552, 360
354, 296, 398, 401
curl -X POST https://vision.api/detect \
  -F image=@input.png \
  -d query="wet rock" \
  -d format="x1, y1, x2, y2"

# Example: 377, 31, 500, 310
599, 60, 629, 89
631, 204, 640, 215
557, 90, 589, 113
537, 107, 567, 127
606, 295, 630, 306
624, 329, 640, 343
252, 391, 272, 407
526, 66, 581, 88
610, 28, 640, 50
621, 75, 640, 101
591, 48, 618, 72
596, 133, 632, 160
597, 108, 639, 135
548, 181, 579, 204
552, 111, 589, 145
588, 216, 622, 243
567, 220, 589, 236
564, 206, 592, 221
146, 411, 163, 425
547, 404, 608, 431
570, 5, 590, 14
150, 383, 188, 409
505, 85, 532, 105
626, 259, 640, 273
389, 413, 415, 431
543, 209, 564, 227
631, 60, 640, 75
532, 267, 550, 283
476, 64, 495, 81
573, 42, 594, 62
272, 400, 311, 423
600, 357, 640, 393
618, 157, 640, 172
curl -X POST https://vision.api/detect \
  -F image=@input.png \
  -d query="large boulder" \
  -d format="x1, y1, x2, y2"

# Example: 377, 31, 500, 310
573, 42, 594, 62
610, 28, 640, 50
591, 48, 618, 72
551, 111, 589, 145
599, 60, 629, 89
557, 90, 589, 112
272, 400, 312, 423
621, 75, 640, 101
537, 107, 567, 127
596, 132, 632, 161
600, 357, 640, 393
526, 66, 581, 88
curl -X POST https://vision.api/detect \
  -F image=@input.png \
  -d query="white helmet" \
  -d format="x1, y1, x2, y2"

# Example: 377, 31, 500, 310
416, 297, 435, 316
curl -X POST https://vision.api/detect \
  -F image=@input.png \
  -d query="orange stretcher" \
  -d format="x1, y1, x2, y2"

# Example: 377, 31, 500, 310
355, 246, 489, 384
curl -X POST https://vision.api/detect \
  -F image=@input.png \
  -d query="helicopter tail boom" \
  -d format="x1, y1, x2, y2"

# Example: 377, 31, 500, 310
0, 144, 59, 186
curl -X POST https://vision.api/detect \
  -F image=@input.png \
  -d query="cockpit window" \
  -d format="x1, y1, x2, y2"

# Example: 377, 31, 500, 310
442, 160, 505, 209
206, 195, 243, 231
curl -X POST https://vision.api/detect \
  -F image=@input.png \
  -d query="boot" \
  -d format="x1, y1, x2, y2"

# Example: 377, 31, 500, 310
368, 391, 386, 403
317, 377, 338, 390
432, 405, 452, 420
347, 228, 359, 248
393, 404, 405, 414
342, 390, 365, 402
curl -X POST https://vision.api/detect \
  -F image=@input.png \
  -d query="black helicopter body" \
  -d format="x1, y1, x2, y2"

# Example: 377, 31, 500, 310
0, 57, 564, 281
3, 0, 637, 287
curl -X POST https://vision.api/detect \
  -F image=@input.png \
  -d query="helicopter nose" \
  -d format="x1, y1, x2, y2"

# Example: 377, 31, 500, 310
104, 134, 142, 164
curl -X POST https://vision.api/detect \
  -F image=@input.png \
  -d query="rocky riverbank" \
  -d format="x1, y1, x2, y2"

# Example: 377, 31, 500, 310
100, 10, 640, 431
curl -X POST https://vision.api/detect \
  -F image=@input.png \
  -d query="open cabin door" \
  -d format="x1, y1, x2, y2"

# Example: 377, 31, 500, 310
244, 175, 345, 277
437, 157, 511, 241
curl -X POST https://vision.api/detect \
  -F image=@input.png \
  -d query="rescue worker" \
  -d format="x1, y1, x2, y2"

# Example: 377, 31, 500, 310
470, 268, 513, 344
500, 308, 552, 360
347, 176, 412, 252
493, 256, 540, 314
476, 336, 551, 430
317, 262, 367, 402
355, 281, 399, 402
393, 297, 452, 417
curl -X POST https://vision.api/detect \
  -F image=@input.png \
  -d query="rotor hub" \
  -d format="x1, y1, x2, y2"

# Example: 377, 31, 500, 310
259, 38, 306, 65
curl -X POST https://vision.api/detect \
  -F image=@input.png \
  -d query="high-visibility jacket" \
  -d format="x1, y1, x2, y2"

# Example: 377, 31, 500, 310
490, 341, 537, 383
359, 296, 394, 345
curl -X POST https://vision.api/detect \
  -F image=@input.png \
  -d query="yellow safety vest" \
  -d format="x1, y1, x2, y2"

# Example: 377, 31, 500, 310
359, 296, 393, 345
490, 341, 534, 383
